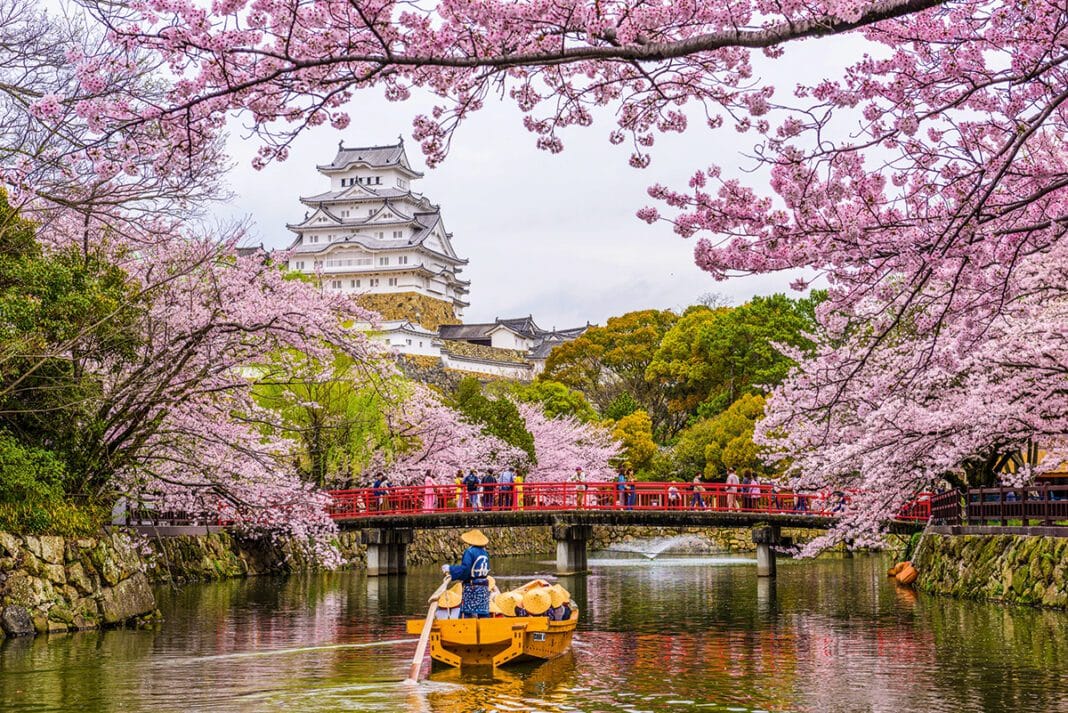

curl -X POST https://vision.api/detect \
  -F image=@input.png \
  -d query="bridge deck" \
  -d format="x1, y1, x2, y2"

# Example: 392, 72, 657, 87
334, 508, 840, 531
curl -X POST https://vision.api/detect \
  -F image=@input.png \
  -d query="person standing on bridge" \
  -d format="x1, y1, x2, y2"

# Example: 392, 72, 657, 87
423, 471, 436, 511
691, 474, 706, 509
726, 469, 740, 510
572, 467, 587, 508
499, 465, 516, 510
441, 529, 492, 618
464, 469, 481, 511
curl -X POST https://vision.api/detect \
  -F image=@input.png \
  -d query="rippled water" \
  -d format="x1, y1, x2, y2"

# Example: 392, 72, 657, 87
3, 553, 1068, 712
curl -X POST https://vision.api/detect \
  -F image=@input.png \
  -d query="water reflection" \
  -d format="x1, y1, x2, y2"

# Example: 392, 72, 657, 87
1, 555, 1067, 712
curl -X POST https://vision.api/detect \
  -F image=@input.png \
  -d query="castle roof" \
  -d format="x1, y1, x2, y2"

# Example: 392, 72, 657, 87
317, 138, 423, 178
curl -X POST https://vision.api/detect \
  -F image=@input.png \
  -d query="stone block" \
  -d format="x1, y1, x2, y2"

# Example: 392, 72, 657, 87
38, 536, 65, 565
66, 562, 94, 595
99, 573, 156, 625
43, 564, 66, 586
0, 605, 35, 637
0, 532, 21, 558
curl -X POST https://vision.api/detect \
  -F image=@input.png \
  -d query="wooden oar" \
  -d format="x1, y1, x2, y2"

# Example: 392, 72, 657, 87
406, 575, 452, 682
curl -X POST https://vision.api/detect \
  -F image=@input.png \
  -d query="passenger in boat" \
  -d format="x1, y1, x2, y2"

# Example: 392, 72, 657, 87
435, 583, 462, 619
521, 587, 552, 618
547, 585, 572, 621
442, 529, 492, 618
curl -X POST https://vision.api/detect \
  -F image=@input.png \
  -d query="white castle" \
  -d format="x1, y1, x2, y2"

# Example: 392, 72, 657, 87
286, 138, 586, 379
287, 138, 470, 315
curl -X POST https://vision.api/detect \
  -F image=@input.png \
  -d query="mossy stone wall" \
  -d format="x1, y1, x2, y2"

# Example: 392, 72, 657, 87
912, 532, 1068, 608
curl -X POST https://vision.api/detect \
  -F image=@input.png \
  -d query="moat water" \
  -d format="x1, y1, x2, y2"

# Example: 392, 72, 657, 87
3, 553, 1068, 712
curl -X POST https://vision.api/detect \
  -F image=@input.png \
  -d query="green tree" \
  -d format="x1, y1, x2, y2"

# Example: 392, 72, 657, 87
449, 378, 536, 463
648, 293, 822, 419
672, 394, 775, 480
541, 309, 680, 438
489, 379, 598, 422
0, 192, 143, 491
254, 351, 402, 487
611, 409, 657, 473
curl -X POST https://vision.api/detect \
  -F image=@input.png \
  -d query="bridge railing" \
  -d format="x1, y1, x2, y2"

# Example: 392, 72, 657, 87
326, 482, 858, 519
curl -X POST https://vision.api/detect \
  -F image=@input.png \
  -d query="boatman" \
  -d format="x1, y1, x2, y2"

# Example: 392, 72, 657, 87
441, 529, 492, 618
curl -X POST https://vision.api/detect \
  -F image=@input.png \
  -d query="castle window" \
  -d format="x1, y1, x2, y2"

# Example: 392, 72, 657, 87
378, 257, 389, 266
369, 278, 379, 287
406, 339, 412, 345
331, 280, 342, 289
376, 231, 384, 239
398, 256, 408, 265
377, 177, 382, 185
388, 277, 398, 286
294, 261, 305, 270
355, 279, 361, 287
368, 208, 374, 216
309, 236, 318, 243
349, 280, 356, 288
393, 230, 403, 239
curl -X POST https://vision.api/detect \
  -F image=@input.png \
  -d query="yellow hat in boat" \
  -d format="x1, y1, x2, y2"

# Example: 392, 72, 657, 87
460, 529, 489, 547
489, 595, 502, 615
488, 575, 497, 591
438, 583, 462, 609
522, 587, 552, 615
548, 584, 570, 608
495, 592, 521, 617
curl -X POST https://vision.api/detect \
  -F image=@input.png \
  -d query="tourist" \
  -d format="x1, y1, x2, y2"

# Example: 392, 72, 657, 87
464, 469, 481, 510
516, 471, 525, 510
726, 469, 740, 510
423, 471, 436, 511
499, 465, 516, 509
481, 469, 498, 511
624, 469, 637, 509
441, 529, 492, 619
547, 584, 572, 621
615, 466, 627, 507
691, 474, 706, 509
435, 583, 462, 620
454, 470, 465, 511
667, 484, 680, 508
372, 472, 390, 511
572, 466, 587, 508
522, 587, 552, 619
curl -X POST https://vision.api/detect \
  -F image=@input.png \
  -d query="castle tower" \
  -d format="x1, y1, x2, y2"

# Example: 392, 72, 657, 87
286, 138, 469, 327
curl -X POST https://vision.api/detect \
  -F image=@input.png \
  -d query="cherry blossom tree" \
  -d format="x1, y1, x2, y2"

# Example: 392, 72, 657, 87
517, 403, 620, 482
374, 384, 529, 484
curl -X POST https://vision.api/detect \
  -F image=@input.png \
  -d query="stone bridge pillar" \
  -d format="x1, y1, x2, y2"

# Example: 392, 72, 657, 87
752, 525, 781, 578
362, 528, 414, 577
552, 524, 593, 574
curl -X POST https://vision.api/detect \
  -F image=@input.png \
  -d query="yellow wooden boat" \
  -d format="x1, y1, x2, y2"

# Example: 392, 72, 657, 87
405, 611, 579, 669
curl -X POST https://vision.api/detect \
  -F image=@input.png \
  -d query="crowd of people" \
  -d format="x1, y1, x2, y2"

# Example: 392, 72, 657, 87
359, 467, 845, 514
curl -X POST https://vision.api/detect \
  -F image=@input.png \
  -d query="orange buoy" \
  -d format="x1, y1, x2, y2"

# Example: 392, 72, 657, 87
887, 562, 906, 577
896, 563, 918, 585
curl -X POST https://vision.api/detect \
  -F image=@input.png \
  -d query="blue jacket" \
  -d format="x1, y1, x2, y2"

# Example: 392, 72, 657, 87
448, 546, 490, 583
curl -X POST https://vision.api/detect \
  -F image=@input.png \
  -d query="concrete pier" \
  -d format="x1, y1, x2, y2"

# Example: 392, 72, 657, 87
552, 523, 593, 574
752, 525, 781, 578
361, 528, 413, 576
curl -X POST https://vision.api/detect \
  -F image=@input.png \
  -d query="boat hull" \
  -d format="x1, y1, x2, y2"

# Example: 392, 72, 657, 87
406, 613, 578, 668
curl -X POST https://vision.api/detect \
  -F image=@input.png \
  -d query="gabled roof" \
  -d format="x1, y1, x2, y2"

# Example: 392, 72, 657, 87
317, 138, 423, 178
299, 186, 431, 207
494, 316, 543, 339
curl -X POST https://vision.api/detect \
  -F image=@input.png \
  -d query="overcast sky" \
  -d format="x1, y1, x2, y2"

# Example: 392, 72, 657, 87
219, 40, 863, 328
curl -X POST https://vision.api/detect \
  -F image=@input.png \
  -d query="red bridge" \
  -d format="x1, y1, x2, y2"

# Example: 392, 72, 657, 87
326, 481, 931, 576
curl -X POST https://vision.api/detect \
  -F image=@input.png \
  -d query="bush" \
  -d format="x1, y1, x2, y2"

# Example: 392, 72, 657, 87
0, 429, 67, 504
0, 501, 107, 536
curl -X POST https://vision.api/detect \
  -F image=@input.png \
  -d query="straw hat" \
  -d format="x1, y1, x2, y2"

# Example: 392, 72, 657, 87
489, 595, 502, 615
438, 583, 462, 609
460, 529, 489, 547
495, 592, 520, 617
522, 587, 552, 615
548, 584, 571, 608
488, 576, 497, 592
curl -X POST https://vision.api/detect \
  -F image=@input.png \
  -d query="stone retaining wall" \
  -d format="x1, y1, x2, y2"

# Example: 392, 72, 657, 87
912, 531, 1068, 608
0, 531, 156, 638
